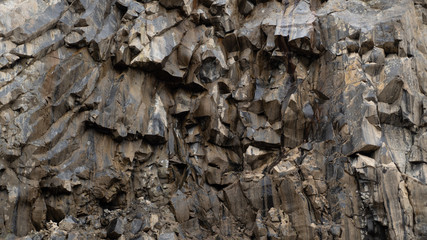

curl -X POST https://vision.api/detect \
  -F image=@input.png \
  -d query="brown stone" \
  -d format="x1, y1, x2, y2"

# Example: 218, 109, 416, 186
0, 0, 426, 239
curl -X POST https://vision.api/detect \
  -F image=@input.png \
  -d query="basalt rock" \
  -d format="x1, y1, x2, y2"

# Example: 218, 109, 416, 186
0, 0, 427, 239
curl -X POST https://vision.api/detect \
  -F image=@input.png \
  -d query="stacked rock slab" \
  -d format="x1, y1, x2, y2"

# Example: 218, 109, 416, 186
0, 0, 426, 239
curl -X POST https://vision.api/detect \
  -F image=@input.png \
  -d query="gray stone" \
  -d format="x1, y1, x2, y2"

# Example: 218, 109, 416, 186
11, 29, 64, 58
131, 21, 192, 68
107, 217, 125, 239
58, 216, 78, 232
64, 32, 85, 47
8, 1, 67, 44
329, 225, 341, 237
170, 190, 190, 223
275, 1, 318, 53
130, 219, 143, 234
158, 233, 177, 240
144, 94, 167, 144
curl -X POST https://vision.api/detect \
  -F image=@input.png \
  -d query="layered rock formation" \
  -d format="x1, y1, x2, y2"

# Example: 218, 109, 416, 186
0, 0, 427, 239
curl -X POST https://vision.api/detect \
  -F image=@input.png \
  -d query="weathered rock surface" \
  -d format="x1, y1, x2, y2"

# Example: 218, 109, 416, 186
0, 0, 426, 239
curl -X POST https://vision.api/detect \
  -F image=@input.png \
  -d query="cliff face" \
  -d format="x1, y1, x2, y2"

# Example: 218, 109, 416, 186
0, 0, 427, 239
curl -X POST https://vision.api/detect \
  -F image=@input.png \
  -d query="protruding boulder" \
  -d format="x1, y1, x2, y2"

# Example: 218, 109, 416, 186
170, 190, 190, 223
352, 154, 377, 181
89, 12, 120, 61
144, 93, 168, 144
131, 21, 193, 69
275, 1, 318, 54
238, 0, 254, 16
146, 10, 183, 39
244, 146, 275, 170
64, 31, 85, 48
238, 1, 284, 50
205, 144, 231, 185
130, 218, 143, 234
7, 0, 67, 44
253, 128, 281, 148
58, 216, 78, 232
12, 29, 64, 58
113, 44, 131, 68
107, 217, 125, 239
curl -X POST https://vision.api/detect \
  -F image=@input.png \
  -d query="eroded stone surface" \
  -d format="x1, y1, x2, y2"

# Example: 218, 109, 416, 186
0, 0, 426, 239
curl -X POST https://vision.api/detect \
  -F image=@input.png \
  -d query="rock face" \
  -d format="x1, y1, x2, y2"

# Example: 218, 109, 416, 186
0, 0, 426, 239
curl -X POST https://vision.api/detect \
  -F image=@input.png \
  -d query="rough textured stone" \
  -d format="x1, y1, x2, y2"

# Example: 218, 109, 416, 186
0, 0, 426, 239
107, 217, 125, 239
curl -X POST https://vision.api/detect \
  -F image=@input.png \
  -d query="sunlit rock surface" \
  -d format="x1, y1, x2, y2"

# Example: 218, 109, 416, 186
0, 0, 426, 239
